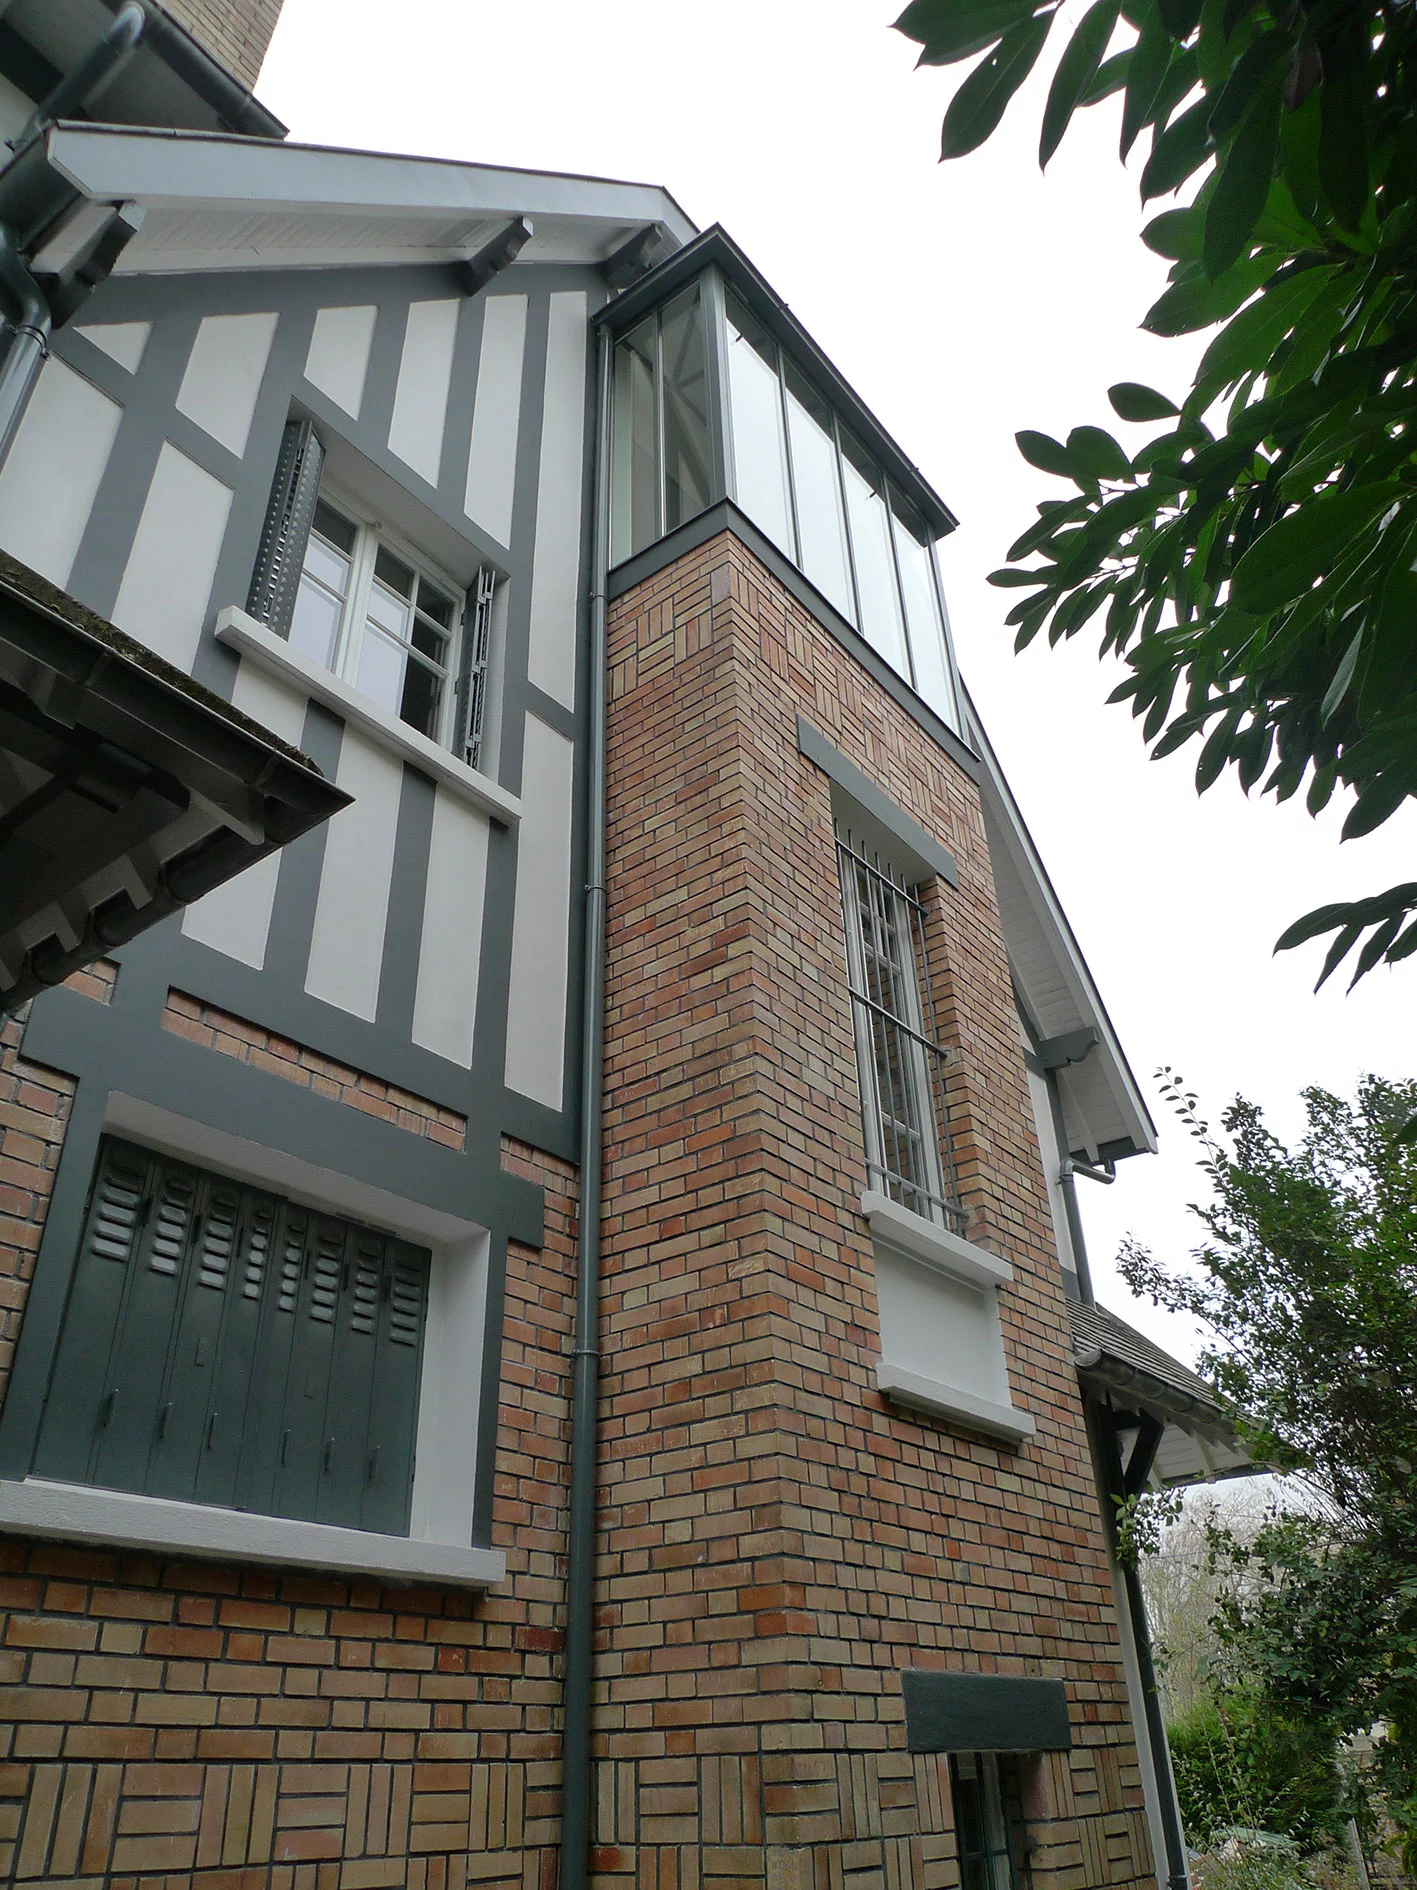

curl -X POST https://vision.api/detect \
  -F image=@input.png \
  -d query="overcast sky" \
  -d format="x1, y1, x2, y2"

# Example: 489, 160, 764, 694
260, 0, 1417, 1363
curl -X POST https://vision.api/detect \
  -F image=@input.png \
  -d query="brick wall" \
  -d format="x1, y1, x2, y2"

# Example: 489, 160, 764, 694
595, 529, 1153, 1890
157, 0, 284, 89
0, 1009, 581, 1886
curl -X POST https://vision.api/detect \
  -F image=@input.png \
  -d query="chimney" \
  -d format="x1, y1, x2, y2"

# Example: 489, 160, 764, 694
154, 0, 285, 90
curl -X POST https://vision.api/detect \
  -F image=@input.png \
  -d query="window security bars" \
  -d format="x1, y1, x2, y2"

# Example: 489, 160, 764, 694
949, 1754, 1024, 1890
455, 564, 496, 772
837, 827, 964, 1234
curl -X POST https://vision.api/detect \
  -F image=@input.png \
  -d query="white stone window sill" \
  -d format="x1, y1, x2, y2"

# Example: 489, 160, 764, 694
875, 1365, 1036, 1447
216, 607, 521, 829
0, 1477, 507, 1590
861, 1190, 1013, 1289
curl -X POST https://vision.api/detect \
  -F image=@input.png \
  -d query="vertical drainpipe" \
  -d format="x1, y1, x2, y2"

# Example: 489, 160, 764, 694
1052, 1070, 1191, 1890
560, 322, 613, 1890
0, 227, 51, 466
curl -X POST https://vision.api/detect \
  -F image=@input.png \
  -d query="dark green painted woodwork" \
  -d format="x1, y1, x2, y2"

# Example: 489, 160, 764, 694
32, 1137, 430, 1535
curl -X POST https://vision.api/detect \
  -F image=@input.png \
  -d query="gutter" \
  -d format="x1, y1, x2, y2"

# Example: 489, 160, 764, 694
559, 322, 612, 1890
92, 0, 287, 139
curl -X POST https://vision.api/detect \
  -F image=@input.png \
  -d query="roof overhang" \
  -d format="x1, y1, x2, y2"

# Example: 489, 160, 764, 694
1072, 1301, 1257, 1486
0, 553, 350, 1013
0, 121, 698, 279
966, 691, 1157, 1164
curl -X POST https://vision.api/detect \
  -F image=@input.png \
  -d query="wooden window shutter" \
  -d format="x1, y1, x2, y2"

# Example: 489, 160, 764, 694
34, 1138, 431, 1535
247, 415, 325, 639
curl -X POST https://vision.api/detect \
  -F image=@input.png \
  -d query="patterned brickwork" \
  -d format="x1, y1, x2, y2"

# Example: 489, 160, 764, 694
594, 530, 1153, 1890
162, 991, 468, 1151
0, 1142, 580, 1888
158, 0, 284, 89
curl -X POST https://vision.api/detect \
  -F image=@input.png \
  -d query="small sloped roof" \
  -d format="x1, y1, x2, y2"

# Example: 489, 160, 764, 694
6, 121, 696, 276
1071, 1300, 1256, 1484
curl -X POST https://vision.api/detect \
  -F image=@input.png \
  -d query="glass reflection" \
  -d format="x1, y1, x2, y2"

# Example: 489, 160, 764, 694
724, 296, 794, 557
611, 317, 656, 564
840, 434, 907, 674
784, 366, 854, 623
892, 496, 960, 730
660, 284, 710, 534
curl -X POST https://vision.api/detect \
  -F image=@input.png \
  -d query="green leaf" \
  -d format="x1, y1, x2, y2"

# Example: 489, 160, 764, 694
1066, 424, 1132, 481
1155, 0, 1200, 34
1141, 96, 1213, 200
1039, 0, 1118, 167
1120, 10, 1172, 161
1342, 773, 1410, 842
1082, 47, 1130, 105
1203, 75, 1283, 278
940, 11, 1053, 157
1274, 888, 1417, 954
1142, 207, 1201, 260
1347, 914, 1403, 991
987, 566, 1048, 586
1231, 485, 1404, 615
1016, 429, 1076, 478
893, 0, 1039, 64
1321, 625, 1365, 725
1006, 499, 1087, 560
1318, 48, 1369, 233
1206, 30, 1290, 144
1143, 254, 1274, 337
1109, 382, 1180, 422
1194, 267, 1336, 396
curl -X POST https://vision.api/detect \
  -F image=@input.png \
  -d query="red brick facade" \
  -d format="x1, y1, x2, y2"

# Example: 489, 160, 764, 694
0, 529, 1152, 1888
159, 0, 284, 89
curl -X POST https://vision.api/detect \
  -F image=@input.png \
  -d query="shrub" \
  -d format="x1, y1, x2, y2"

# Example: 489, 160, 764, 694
1168, 1690, 1348, 1853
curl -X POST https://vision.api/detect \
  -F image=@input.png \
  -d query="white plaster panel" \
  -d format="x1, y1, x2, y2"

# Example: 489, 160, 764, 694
111, 443, 233, 671
874, 1248, 1012, 1409
412, 789, 489, 1067
304, 727, 403, 1020
175, 310, 278, 457
409, 1233, 490, 1545
304, 303, 377, 417
464, 294, 527, 544
0, 358, 121, 586
527, 291, 588, 708
181, 659, 310, 968
504, 714, 574, 1110
76, 320, 152, 374
387, 298, 459, 485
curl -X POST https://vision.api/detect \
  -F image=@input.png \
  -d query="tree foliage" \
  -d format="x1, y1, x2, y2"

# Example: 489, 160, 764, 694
894, 0, 1417, 986
1118, 1074, 1417, 1861
1167, 1687, 1349, 1852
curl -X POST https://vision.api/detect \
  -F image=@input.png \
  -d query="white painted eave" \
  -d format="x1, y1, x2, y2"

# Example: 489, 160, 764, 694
965, 690, 1157, 1161
34, 121, 697, 275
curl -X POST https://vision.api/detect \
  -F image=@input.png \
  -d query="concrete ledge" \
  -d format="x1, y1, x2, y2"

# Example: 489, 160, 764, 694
216, 607, 522, 828
862, 1191, 1013, 1288
876, 1365, 1036, 1447
0, 1478, 507, 1590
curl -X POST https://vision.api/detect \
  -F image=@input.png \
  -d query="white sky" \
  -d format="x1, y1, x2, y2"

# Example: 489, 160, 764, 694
260, 0, 1417, 1363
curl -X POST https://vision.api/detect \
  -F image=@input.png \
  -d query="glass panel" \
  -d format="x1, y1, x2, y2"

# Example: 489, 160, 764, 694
611, 316, 657, 564
289, 575, 343, 669
375, 544, 416, 599
724, 294, 794, 557
841, 433, 908, 675
416, 576, 455, 629
367, 577, 413, 640
411, 611, 450, 662
660, 284, 711, 534
784, 366, 854, 622
357, 625, 406, 717
892, 494, 961, 731
312, 500, 357, 556
400, 657, 443, 740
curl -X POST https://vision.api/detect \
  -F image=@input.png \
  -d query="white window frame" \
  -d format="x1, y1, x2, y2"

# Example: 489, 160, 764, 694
295, 482, 466, 751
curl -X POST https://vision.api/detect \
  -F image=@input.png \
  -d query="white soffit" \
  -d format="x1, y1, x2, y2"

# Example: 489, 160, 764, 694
40, 125, 697, 274
965, 693, 1157, 1161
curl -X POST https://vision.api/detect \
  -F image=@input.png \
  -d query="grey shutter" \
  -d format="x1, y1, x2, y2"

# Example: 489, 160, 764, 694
361, 1240, 429, 1534
35, 1143, 430, 1533
452, 566, 495, 770
32, 1138, 152, 1484
247, 416, 325, 638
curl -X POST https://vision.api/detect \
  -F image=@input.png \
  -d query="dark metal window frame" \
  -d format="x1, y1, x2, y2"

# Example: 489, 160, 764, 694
837, 825, 964, 1233
949, 1753, 1031, 1890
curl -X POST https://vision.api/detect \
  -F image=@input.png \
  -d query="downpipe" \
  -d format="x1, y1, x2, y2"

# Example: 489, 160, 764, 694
0, 225, 51, 468
559, 324, 613, 1890
11, 1, 147, 152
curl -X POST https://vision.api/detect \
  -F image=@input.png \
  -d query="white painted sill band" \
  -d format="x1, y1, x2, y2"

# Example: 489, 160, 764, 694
0, 1478, 507, 1590
874, 1365, 1037, 1446
216, 607, 522, 828
860, 1190, 1013, 1288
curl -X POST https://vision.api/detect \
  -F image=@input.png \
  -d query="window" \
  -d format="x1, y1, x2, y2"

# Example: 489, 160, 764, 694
31, 1137, 430, 1536
837, 826, 962, 1232
291, 497, 461, 745
610, 281, 712, 565
950, 1755, 1028, 1890
248, 417, 495, 769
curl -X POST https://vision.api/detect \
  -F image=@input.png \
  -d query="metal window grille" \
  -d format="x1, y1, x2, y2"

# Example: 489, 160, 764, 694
837, 825, 963, 1233
949, 1754, 1027, 1890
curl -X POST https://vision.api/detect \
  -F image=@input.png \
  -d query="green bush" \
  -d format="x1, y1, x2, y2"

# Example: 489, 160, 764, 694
1168, 1690, 1348, 1853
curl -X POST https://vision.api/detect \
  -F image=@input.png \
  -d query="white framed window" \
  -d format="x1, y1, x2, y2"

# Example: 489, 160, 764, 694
289, 492, 463, 749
